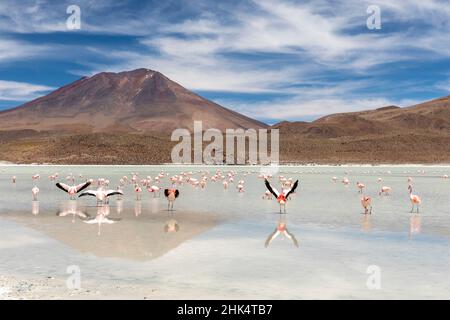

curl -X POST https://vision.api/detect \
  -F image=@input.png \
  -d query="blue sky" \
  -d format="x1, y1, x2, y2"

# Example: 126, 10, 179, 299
0, 0, 449, 124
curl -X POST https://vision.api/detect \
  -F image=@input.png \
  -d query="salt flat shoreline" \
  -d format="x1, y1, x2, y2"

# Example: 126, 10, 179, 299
1, 162, 450, 167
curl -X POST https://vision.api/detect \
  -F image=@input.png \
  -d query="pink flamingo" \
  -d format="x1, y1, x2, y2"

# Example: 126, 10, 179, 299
408, 185, 421, 213
265, 179, 299, 213
12, 176, 16, 183
262, 190, 273, 200
356, 182, 365, 193
147, 185, 160, 197
134, 184, 142, 200
379, 186, 392, 196
56, 181, 91, 199
32, 186, 39, 201
361, 196, 372, 214
164, 188, 180, 211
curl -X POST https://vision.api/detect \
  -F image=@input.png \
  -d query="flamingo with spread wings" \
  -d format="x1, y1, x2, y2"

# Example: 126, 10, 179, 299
79, 187, 123, 205
264, 179, 298, 213
164, 188, 180, 211
56, 181, 91, 199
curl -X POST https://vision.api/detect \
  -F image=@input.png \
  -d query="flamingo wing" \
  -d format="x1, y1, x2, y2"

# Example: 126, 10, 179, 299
164, 189, 170, 197
105, 191, 123, 197
83, 219, 98, 224
284, 229, 299, 247
265, 229, 280, 248
264, 179, 280, 198
284, 180, 299, 198
75, 181, 91, 193
175, 190, 180, 198
55, 183, 70, 193
78, 190, 97, 198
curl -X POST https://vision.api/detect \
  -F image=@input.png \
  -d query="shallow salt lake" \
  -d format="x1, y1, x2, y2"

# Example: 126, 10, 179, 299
0, 165, 449, 299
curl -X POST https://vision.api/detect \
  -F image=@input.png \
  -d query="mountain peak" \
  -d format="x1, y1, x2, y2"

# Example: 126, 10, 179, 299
0, 69, 267, 133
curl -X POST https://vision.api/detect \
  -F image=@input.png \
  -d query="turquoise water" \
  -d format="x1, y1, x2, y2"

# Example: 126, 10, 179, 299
0, 165, 449, 299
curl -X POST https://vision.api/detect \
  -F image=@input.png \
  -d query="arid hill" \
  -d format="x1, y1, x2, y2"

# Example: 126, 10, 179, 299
273, 95, 450, 163
0, 69, 266, 133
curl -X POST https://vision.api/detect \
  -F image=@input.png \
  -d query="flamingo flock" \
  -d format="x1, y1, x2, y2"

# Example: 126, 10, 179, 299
5, 167, 445, 244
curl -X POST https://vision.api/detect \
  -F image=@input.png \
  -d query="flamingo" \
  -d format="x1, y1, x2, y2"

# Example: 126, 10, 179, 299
147, 185, 160, 197
79, 187, 123, 205
55, 181, 91, 199
356, 182, 365, 193
262, 190, 273, 200
32, 174, 40, 181
332, 176, 337, 182
264, 179, 299, 213
164, 188, 180, 211
12, 176, 16, 184
342, 177, 350, 185
134, 184, 142, 200
408, 185, 421, 213
32, 186, 39, 201
379, 186, 392, 196
361, 196, 372, 214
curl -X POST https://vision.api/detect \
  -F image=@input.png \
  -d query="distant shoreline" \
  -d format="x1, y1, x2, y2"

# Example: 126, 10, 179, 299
1, 161, 450, 167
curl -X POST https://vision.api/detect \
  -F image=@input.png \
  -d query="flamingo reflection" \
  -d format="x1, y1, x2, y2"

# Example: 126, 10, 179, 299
83, 205, 120, 235
164, 218, 180, 233
57, 201, 89, 223
31, 201, 39, 216
265, 214, 299, 248
409, 214, 421, 239
361, 214, 371, 232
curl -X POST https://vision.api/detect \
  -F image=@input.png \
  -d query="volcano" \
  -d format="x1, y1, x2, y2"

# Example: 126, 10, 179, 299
0, 68, 267, 133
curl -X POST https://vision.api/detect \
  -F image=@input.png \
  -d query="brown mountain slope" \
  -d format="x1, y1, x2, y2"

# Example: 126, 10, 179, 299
272, 95, 450, 164
273, 95, 450, 138
0, 69, 266, 133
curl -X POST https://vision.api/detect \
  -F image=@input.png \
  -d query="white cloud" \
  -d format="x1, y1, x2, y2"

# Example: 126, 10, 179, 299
0, 38, 47, 62
0, 80, 54, 101
224, 96, 420, 121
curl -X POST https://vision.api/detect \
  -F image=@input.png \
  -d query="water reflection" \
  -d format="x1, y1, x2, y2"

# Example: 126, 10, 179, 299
57, 200, 89, 223
409, 214, 422, 239
31, 201, 39, 216
116, 199, 123, 215
361, 214, 371, 232
84, 204, 121, 235
265, 214, 299, 248
134, 201, 142, 217
164, 213, 180, 233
